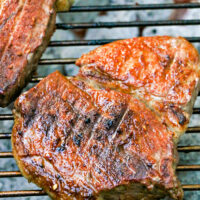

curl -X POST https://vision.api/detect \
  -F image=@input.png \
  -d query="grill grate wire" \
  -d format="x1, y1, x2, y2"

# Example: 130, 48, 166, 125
1, 3, 200, 198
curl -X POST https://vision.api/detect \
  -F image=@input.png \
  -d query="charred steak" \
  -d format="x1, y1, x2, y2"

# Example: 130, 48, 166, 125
12, 71, 182, 200
12, 36, 200, 200
0, 0, 73, 107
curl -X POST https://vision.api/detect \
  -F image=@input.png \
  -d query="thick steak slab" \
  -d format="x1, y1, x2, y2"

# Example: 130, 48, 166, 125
12, 71, 182, 200
12, 36, 200, 199
76, 36, 200, 140
0, 0, 73, 107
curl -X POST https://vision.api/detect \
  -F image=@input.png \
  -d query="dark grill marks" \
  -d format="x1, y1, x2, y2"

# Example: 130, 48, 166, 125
94, 104, 128, 142
56, 142, 66, 152
64, 99, 99, 149
90, 106, 138, 186
83, 102, 131, 186
104, 119, 113, 130
37, 114, 55, 138
85, 117, 91, 124
12, 71, 184, 199
23, 107, 37, 128
73, 135, 82, 147
72, 104, 112, 184
17, 131, 23, 136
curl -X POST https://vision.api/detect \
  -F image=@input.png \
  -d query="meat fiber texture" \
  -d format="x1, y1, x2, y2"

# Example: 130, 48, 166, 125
0, 0, 73, 107
12, 36, 200, 200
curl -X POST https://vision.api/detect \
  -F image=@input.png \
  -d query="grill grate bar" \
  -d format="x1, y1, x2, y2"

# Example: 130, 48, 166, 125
0, 185, 199, 197
31, 77, 44, 83
65, 3, 200, 12
0, 190, 46, 198
182, 185, 200, 191
177, 165, 200, 171
0, 152, 13, 158
49, 37, 200, 47
1, 108, 200, 121
0, 133, 11, 139
0, 171, 21, 177
1, 145, 200, 158
56, 20, 200, 30
0, 114, 14, 120
193, 108, 200, 114
178, 145, 200, 152
39, 58, 76, 65
186, 127, 200, 133
1, 126, 200, 139
1, 165, 200, 178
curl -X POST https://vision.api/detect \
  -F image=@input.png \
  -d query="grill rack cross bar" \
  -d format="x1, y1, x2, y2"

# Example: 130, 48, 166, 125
56, 20, 200, 30
65, 3, 200, 12
48, 37, 200, 47
0, 185, 200, 198
39, 58, 76, 65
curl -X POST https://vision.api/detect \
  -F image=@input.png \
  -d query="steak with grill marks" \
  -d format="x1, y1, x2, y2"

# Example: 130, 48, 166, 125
0, 0, 73, 107
12, 36, 200, 200
13, 71, 182, 200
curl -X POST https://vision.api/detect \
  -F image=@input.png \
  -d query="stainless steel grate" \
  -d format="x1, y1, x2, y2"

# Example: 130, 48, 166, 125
1, 2, 200, 198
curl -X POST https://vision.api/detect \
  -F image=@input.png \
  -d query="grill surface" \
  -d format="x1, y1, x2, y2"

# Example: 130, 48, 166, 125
0, 2, 200, 199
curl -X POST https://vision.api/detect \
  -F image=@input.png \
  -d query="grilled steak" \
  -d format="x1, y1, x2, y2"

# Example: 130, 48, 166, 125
76, 36, 200, 140
12, 36, 200, 199
12, 71, 182, 200
0, 0, 73, 107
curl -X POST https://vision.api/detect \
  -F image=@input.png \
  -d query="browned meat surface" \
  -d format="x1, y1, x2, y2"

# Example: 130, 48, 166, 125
13, 71, 182, 200
12, 36, 200, 200
0, 0, 73, 107
76, 36, 200, 140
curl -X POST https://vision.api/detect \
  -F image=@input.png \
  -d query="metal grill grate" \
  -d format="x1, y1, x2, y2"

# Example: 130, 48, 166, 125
1, 2, 200, 198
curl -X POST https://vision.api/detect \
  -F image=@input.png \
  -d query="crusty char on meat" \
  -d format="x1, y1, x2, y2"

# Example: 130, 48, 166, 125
76, 36, 200, 140
0, 0, 73, 107
12, 71, 182, 200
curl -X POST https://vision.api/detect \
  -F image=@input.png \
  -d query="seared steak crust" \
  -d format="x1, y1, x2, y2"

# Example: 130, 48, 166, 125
0, 0, 57, 107
76, 36, 200, 140
12, 36, 200, 199
13, 71, 182, 200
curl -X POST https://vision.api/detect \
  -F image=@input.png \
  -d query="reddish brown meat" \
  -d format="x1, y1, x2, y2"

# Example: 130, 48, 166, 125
12, 36, 200, 200
76, 36, 200, 140
12, 71, 182, 200
0, 0, 57, 107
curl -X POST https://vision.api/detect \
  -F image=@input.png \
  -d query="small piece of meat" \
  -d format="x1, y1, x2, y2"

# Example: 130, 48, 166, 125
76, 36, 200, 141
0, 0, 72, 107
12, 71, 183, 200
